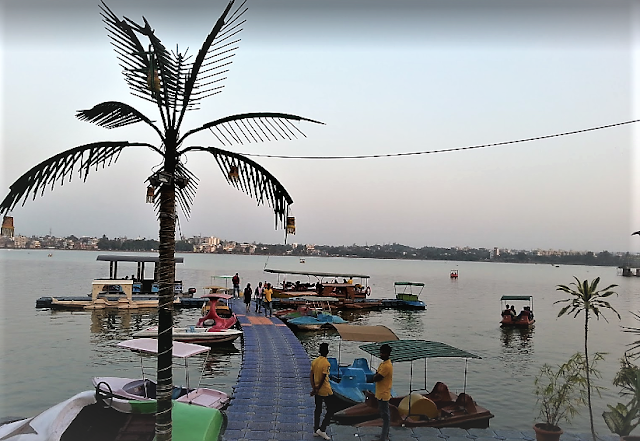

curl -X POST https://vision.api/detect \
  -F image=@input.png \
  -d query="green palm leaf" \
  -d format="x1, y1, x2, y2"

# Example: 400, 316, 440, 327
0, 141, 154, 215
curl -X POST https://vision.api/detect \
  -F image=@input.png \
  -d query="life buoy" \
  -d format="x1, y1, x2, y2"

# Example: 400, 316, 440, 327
365, 286, 371, 296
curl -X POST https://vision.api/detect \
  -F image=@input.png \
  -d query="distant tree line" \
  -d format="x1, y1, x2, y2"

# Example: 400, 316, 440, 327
97, 235, 193, 252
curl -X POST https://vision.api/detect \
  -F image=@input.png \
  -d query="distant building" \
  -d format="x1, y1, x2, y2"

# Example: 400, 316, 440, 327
1, 216, 14, 238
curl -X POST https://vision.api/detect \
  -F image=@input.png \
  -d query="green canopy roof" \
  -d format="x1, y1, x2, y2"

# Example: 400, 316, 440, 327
500, 295, 533, 301
394, 282, 425, 287
359, 340, 481, 363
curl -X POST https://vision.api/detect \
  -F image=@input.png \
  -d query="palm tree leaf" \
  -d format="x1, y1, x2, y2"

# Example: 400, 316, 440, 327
179, 112, 324, 146
176, 0, 244, 127
100, 2, 158, 104
0, 141, 155, 215
181, 145, 293, 227
76, 101, 162, 136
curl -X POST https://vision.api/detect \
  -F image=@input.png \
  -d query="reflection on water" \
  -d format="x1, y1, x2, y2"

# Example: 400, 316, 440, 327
499, 327, 535, 377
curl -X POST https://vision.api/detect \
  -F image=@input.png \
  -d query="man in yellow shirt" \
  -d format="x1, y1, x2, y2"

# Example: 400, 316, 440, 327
310, 343, 333, 440
263, 283, 273, 317
373, 343, 393, 441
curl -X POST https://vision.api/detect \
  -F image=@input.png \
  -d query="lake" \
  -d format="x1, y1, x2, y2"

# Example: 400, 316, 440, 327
1, 249, 638, 434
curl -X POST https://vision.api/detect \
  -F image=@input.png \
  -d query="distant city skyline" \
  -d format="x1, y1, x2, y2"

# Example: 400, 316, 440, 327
2, 0, 638, 252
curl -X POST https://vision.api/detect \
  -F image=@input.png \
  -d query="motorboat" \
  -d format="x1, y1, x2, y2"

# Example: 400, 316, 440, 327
381, 282, 426, 310
0, 389, 224, 441
263, 267, 372, 299
334, 339, 494, 429
500, 295, 535, 328
133, 326, 242, 345
93, 338, 230, 413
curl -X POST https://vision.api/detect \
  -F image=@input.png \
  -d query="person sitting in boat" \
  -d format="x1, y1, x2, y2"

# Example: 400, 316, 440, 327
524, 306, 534, 319
517, 306, 533, 321
502, 304, 515, 318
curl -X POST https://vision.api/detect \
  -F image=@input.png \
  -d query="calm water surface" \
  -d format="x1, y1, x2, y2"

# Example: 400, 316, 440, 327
1, 249, 639, 434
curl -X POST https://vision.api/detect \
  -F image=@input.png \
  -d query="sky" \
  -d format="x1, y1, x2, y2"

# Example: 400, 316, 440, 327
1, 0, 639, 252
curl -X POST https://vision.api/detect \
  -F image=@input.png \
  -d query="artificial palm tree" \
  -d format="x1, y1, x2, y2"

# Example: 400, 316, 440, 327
0, 1, 322, 439
556, 277, 619, 441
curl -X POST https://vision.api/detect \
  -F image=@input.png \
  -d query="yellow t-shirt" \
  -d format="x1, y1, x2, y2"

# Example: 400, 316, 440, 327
264, 288, 273, 302
311, 356, 333, 396
375, 359, 393, 401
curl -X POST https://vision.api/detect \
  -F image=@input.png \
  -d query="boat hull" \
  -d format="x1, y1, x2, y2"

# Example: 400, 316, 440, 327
133, 326, 243, 344
0, 390, 224, 441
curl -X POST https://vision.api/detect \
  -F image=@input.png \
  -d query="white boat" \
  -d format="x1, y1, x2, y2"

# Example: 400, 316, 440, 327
133, 326, 243, 345
93, 338, 230, 412
0, 389, 224, 441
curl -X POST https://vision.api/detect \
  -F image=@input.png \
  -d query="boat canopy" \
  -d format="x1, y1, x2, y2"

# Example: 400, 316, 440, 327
333, 324, 399, 342
97, 254, 184, 263
359, 340, 481, 362
500, 295, 533, 301
264, 268, 369, 279
394, 282, 425, 287
118, 338, 209, 358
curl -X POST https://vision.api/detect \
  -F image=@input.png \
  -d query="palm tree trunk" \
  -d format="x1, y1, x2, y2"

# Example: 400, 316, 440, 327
156, 183, 176, 441
584, 311, 595, 441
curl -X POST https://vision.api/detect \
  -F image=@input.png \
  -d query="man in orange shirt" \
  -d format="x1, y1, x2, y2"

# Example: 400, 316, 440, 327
263, 283, 273, 317
373, 343, 393, 441
310, 343, 333, 440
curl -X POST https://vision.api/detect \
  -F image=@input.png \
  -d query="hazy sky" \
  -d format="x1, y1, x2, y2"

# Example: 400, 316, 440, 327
2, 0, 639, 252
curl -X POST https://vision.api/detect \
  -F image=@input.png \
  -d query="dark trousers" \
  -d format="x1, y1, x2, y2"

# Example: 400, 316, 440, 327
378, 399, 390, 440
255, 298, 262, 312
314, 394, 335, 432
263, 301, 272, 316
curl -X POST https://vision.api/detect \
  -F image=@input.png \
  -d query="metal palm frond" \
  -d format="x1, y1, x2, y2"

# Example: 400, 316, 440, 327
76, 101, 162, 136
179, 112, 324, 146
0, 141, 154, 215
151, 163, 199, 218
177, 0, 245, 126
100, 2, 158, 104
183, 146, 293, 227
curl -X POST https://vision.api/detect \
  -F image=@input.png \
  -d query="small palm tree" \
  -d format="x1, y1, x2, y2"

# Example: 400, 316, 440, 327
556, 277, 619, 441
0, 1, 322, 439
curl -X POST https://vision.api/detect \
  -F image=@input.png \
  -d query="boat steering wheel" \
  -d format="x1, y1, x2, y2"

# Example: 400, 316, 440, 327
94, 381, 114, 409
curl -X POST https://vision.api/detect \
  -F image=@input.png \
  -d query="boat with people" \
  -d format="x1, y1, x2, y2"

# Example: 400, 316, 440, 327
333, 338, 494, 429
450, 269, 459, 279
263, 267, 372, 299
0, 389, 225, 441
381, 282, 426, 310
93, 338, 230, 412
500, 295, 535, 328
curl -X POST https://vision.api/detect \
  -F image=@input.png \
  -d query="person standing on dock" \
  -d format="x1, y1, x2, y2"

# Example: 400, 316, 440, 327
263, 283, 273, 317
373, 343, 393, 441
243, 283, 252, 313
232, 273, 240, 297
310, 342, 333, 440
254, 281, 263, 313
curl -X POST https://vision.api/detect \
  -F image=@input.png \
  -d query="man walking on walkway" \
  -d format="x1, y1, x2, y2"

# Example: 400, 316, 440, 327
232, 273, 240, 297
263, 283, 273, 317
373, 343, 393, 441
310, 343, 333, 440
254, 281, 263, 313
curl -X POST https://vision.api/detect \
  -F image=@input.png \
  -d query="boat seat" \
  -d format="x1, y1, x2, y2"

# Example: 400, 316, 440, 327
398, 393, 439, 419
328, 357, 340, 378
342, 367, 366, 384
351, 358, 375, 382
124, 379, 156, 399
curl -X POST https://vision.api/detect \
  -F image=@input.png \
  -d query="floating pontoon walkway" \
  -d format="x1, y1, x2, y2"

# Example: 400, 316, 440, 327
223, 298, 315, 441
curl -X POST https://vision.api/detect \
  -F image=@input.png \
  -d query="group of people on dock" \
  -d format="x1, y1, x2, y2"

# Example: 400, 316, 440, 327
310, 343, 393, 441
231, 273, 274, 317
